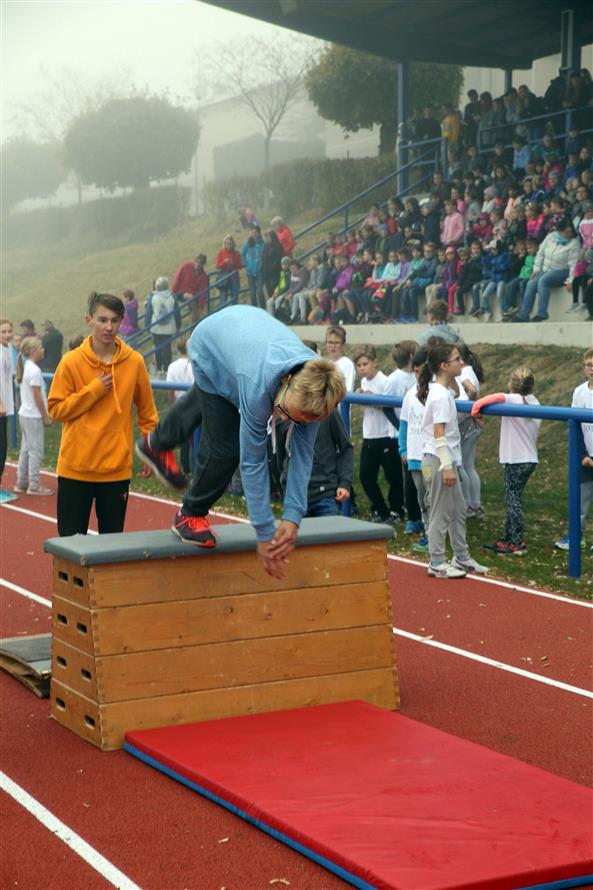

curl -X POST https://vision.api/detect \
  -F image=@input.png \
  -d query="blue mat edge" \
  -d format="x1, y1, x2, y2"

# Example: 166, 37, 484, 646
124, 742, 593, 890
124, 741, 378, 890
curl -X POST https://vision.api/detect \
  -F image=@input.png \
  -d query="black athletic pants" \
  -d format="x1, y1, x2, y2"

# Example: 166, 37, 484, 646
57, 477, 130, 536
359, 437, 404, 518
150, 384, 240, 516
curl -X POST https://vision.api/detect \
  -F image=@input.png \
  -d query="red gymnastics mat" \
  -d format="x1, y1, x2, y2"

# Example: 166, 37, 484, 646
125, 701, 593, 890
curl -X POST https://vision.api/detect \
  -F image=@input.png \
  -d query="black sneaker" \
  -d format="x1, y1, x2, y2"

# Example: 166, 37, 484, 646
135, 436, 186, 490
172, 511, 217, 547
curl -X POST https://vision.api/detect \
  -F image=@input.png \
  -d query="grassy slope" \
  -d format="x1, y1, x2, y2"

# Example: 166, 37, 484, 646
3, 211, 591, 598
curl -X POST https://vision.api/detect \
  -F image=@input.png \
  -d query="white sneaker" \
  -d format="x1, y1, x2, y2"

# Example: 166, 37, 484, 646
452, 555, 489, 574
428, 560, 467, 579
481, 312, 491, 322
566, 304, 580, 313
26, 485, 54, 496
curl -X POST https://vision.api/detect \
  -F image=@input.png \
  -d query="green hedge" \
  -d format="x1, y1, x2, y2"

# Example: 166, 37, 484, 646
4, 185, 191, 250
202, 155, 399, 220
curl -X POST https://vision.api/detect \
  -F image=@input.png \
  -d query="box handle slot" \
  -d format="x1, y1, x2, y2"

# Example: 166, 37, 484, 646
84, 715, 96, 729
56, 613, 68, 625
73, 576, 84, 588
56, 655, 67, 668
55, 697, 65, 710
76, 622, 87, 635
81, 668, 92, 681
58, 571, 68, 583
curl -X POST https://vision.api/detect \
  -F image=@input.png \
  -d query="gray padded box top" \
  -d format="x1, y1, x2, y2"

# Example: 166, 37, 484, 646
44, 517, 394, 566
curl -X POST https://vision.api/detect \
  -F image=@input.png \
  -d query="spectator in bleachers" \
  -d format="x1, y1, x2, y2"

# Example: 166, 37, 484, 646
513, 218, 581, 322
525, 203, 545, 242
441, 198, 465, 247
241, 226, 266, 310
292, 255, 328, 325
477, 92, 496, 149
238, 207, 260, 230
490, 207, 508, 243
286, 259, 310, 324
471, 239, 511, 321
441, 102, 460, 151
416, 104, 441, 146
455, 241, 483, 315
511, 135, 531, 179
215, 235, 242, 306
563, 71, 591, 130
502, 238, 538, 320
262, 229, 283, 300
266, 256, 292, 319
271, 216, 295, 258
420, 200, 442, 246
151, 277, 180, 373
506, 203, 527, 246
399, 242, 438, 322
119, 291, 139, 340
171, 254, 208, 318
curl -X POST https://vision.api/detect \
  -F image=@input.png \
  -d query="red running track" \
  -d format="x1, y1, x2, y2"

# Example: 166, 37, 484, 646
1, 465, 592, 890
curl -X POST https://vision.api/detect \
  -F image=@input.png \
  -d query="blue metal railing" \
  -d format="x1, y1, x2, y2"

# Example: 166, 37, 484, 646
477, 103, 593, 155
8, 374, 591, 579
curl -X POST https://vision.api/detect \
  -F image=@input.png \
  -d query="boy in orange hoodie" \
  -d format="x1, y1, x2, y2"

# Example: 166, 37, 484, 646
48, 292, 159, 536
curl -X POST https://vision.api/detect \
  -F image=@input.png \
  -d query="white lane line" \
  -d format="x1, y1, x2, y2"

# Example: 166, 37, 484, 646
1, 579, 51, 608
0, 503, 98, 534
388, 553, 593, 608
1, 772, 141, 890
393, 628, 593, 700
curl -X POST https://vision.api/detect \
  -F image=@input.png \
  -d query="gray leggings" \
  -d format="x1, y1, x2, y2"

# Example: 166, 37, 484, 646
16, 416, 44, 490
422, 454, 468, 564
458, 415, 482, 508
410, 468, 429, 531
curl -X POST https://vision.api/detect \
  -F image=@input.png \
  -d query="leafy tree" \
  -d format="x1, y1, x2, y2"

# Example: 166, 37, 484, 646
305, 47, 464, 154
1, 139, 66, 211
64, 95, 200, 191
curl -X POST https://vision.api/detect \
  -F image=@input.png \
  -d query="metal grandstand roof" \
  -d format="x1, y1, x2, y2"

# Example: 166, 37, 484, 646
202, 0, 593, 70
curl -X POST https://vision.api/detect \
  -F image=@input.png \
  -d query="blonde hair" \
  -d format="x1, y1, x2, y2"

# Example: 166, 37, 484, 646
352, 344, 378, 364
289, 359, 346, 417
509, 366, 535, 396
16, 336, 42, 384
584, 347, 593, 363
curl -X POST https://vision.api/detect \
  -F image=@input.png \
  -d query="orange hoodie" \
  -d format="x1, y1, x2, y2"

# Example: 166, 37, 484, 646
48, 336, 158, 482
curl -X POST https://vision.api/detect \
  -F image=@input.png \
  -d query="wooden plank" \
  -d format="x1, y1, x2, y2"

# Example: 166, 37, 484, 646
92, 625, 395, 703
53, 558, 91, 607
52, 598, 96, 654
87, 581, 392, 655
88, 541, 388, 608
52, 667, 399, 750
51, 639, 98, 700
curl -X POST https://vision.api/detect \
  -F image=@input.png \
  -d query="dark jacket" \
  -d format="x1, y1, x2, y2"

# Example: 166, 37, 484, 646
278, 410, 354, 508
41, 328, 63, 372
481, 251, 511, 283
457, 256, 483, 293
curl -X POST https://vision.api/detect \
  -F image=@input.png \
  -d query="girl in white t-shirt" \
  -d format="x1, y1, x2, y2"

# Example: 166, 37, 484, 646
14, 337, 53, 496
419, 342, 488, 578
166, 339, 195, 474
471, 366, 541, 555
353, 344, 404, 524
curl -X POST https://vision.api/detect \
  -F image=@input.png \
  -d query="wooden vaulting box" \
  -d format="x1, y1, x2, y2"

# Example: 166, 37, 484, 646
44, 518, 398, 750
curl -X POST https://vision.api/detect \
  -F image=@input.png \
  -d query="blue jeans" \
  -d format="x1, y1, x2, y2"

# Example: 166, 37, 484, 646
306, 496, 340, 517
218, 271, 240, 306
502, 277, 527, 313
479, 280, 506, 312
518, 269, 568, 320
247, 271, 264, 309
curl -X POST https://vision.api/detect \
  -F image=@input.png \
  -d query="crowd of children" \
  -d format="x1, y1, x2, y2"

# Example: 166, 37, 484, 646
262, 115, 592, 326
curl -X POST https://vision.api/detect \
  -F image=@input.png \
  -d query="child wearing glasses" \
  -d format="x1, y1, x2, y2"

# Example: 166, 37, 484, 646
554, 348, 593, 552
418, 342, 488, 578
137, 305, 345, 580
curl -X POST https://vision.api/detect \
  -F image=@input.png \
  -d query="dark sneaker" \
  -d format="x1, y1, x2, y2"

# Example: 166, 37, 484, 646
483, 539, 511, 553
172, 511, 217, 548
135, 436, 186, 490
369, 510, 389, 523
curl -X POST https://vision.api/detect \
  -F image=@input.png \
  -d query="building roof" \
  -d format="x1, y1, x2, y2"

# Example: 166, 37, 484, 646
202, 0, 593, 70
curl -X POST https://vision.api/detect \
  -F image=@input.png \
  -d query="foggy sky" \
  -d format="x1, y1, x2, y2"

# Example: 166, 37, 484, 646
1, 0, 297, 141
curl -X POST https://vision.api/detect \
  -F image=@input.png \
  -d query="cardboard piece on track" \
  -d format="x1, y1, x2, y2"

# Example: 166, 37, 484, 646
0, 634, 51, 698
125, 701, 593, 890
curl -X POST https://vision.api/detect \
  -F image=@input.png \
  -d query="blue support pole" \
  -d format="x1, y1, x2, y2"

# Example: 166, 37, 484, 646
567, 419, 582, 579
339, 399, 352, 518
504, 69, 513, 94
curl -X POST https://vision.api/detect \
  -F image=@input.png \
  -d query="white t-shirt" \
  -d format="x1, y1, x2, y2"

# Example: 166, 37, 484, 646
572, 381, 593, 458
385, 368, 416, 420
422, 382, 461, 466
334, 355, 356, 392
401, 384, 429, 462
499, 393, 541, 464
0, 344, 14, 416
361, 371, 393, 439
455, 365, 480, 401
166, 357, 194, 400
18, 359, 46, 419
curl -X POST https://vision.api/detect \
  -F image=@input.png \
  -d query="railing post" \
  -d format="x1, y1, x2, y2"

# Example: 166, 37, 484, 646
397, 62, 409, 194
339, 399, 351, 517
567, 418, 582, 579
344, 206, 349, 236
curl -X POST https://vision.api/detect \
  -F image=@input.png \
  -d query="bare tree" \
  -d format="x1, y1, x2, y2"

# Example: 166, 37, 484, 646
197, 36, 317, 206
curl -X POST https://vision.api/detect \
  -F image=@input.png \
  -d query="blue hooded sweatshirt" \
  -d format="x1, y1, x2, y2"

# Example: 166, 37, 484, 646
188, 305, 319, 540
